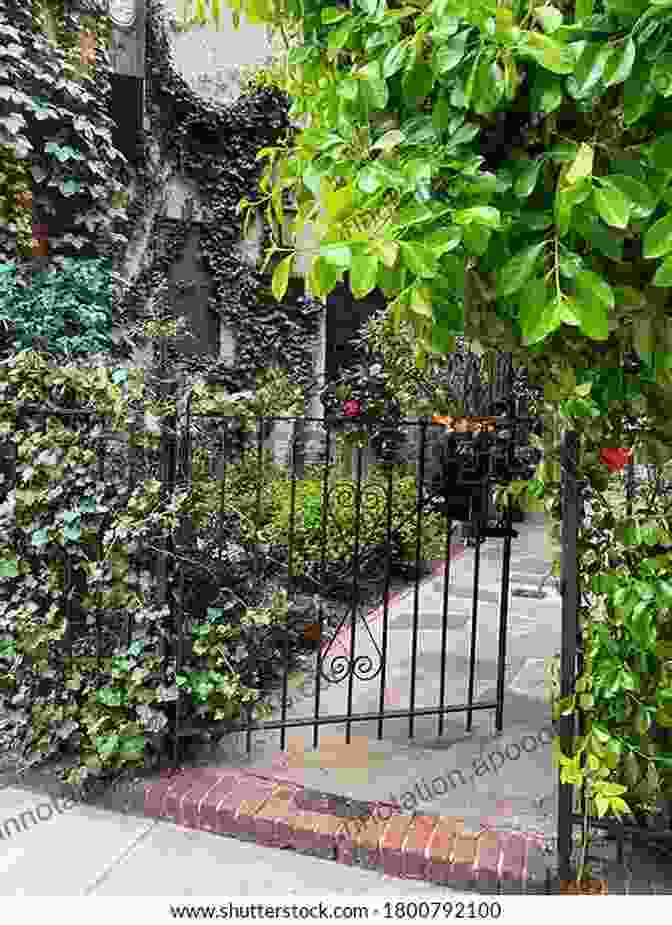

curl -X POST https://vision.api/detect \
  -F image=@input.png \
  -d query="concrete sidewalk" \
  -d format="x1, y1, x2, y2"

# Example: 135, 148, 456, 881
0, 516, 669, 896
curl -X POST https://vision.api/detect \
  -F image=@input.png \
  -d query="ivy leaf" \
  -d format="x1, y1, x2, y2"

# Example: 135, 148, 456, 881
602, 37, 636, 87
0, 558, 19, 578
574, 269, 613, 340
593, 185, 632, 229
651, 254, 672, 287
497, 242, 546, 297
271, 254, 293, 301
31, 528, 50, 547
643, 211, 672, 259
350, 254, 379, 298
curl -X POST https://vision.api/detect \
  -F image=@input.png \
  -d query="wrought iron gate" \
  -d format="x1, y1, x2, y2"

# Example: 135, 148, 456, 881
173, 394, 541, 758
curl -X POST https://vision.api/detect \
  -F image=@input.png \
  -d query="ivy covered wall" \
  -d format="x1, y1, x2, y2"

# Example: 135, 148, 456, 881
108, 0, 323, 410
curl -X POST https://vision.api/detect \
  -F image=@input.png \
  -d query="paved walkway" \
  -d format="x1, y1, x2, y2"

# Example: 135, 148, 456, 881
0, 516, 669, 895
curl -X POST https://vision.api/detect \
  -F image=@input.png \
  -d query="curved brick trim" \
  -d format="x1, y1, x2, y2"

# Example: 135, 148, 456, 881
143, 765, 549, 893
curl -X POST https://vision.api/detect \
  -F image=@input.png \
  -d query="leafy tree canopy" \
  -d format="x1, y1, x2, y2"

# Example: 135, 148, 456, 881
169, 1, 672, 464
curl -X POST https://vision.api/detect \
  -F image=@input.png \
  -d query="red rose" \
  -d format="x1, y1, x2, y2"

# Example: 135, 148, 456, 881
599, 447, 633, 472
343, 399, 361, 417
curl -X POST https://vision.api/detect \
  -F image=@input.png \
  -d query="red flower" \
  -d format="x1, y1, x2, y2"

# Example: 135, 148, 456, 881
343, 399, 361, 417
599, 447, 633, 472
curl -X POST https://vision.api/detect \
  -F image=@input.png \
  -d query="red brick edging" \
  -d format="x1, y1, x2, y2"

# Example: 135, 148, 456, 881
144, 766, 546, 892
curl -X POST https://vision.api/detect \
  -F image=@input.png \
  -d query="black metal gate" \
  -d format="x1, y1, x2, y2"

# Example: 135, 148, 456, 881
173, 392, 541, 758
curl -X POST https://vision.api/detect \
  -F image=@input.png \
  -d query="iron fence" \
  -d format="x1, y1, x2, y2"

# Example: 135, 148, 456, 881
0, 364, 542, 771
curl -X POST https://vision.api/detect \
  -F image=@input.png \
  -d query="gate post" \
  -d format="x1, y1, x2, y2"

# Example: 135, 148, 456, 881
558, 429, 581, 881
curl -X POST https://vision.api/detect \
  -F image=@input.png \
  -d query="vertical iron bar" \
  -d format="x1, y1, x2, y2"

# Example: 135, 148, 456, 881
558, 429, 580, 881
495, 492, 513, 732
253, 417, 265, 581
377, 449, 396, 740
345, 442, 364, 745
409, 419, 428, 740
279, 418, 299, 753
466, 434, 485, 733
437, 500, 455, 739
312, 422, 332, 750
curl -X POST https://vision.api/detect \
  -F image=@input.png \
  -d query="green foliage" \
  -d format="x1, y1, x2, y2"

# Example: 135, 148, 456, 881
0, 350, 311, 785
0, 257, 115, 356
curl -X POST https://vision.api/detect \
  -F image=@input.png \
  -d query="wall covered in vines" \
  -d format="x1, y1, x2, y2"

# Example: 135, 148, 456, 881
111, 0, 323, 394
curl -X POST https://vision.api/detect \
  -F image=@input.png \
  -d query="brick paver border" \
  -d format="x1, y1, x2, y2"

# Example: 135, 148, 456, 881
144, 766, 551, 893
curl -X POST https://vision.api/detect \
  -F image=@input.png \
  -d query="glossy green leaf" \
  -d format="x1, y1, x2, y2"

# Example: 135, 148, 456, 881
530, 68, 564, 114
452, 206, 501, 228
357, 165, 382, 193
271, 254, 293, 301
462, 223, 491, 256
319, 244, 353, 268
432, 31, 468, 74
623, 62, 657, 127
514, 159, 542, 198
574, 269, 613, 339
327, 19, 354, 51
424, 227, 462, 254
371, 129, 406, 153
601, 175, 656, 218
498, 242, 546, 297
402, 61, 435, 100
400, 241, 437, 277
648, 132, 672, 172
518, 278, 560, 344
602, 37, 636, 87
652, 254, 672, 287
568, 42, 609, 99
653, 54, 672, 97
362, 73, 389, 109
350, 254, 380, 297
472, 57, 504, 114
575, 0, 593, 20
593, 185, 632, 229
644, 211, 672, 259
321, 5, 350, 23
522, 31, 576, 75
535, 4, 563, 33
383, 41, 411, 77
410, 284, 433, 317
